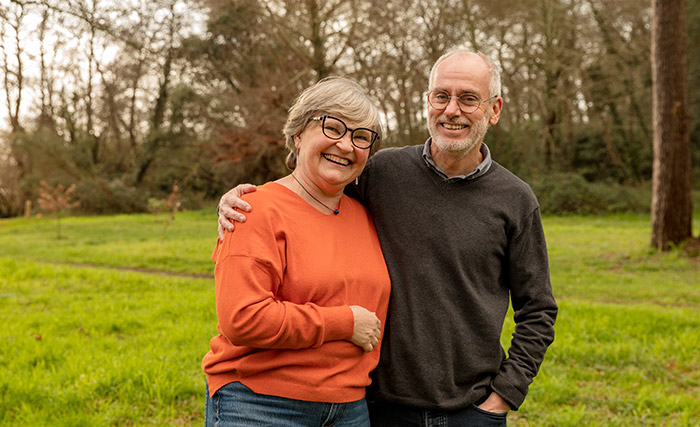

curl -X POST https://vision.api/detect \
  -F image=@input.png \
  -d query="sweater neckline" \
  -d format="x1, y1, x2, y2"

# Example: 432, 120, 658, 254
270, 181, 349, 217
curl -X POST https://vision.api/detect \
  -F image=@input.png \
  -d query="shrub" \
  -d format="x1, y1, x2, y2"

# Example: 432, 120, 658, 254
74, 178, 147, 214
531, 173, 649, 215
0, 160, 23, 218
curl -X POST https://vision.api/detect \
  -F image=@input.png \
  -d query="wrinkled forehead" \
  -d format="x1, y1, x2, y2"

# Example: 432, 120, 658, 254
431, 53, 490, 95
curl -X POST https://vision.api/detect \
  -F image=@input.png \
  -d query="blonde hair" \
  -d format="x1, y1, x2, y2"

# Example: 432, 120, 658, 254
283, 77, 383, 170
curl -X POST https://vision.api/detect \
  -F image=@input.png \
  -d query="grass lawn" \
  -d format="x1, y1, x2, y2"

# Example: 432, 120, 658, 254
1, 211, 699, 426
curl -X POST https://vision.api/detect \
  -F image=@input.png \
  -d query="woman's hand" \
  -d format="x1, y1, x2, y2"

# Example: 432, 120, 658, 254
349, 306, 381, 352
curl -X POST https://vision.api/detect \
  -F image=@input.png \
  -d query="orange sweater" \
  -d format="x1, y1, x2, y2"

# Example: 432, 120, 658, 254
202, 182, 391, 403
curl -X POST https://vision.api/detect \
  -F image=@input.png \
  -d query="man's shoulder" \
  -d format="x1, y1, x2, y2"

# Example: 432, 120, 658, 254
370, 144, 423, 166
489, 163, 531, 189
374, 144, 423, 158
488, 162, 538, 205
355, 144, 424, 201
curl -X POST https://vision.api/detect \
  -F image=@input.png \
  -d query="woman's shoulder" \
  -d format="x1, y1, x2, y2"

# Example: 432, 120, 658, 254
242, 181, 283, 199
240, 182, 295, 209
216, 182, 290, 256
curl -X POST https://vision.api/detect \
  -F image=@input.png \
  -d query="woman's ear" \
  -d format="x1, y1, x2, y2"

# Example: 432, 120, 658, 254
294, 134, 302, 149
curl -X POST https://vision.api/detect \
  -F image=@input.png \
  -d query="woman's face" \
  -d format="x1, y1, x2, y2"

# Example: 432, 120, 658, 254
293, 115, 371, 195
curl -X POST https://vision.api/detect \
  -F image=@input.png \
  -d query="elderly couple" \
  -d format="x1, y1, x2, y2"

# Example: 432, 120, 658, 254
201, 49, 558, 427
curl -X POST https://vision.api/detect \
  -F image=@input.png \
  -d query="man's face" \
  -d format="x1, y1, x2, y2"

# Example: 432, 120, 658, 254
427, 53, 501, 157
428, 102, 490, 156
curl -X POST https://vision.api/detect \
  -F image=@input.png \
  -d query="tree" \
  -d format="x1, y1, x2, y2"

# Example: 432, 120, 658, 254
1, 0, 698, 217
37, 181, 80, 239
581, 0, 653, 183
0, 0, 26, 135
650, 0, 693, 249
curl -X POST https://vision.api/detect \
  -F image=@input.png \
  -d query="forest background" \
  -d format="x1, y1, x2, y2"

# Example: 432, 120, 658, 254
1, 0, 699, 218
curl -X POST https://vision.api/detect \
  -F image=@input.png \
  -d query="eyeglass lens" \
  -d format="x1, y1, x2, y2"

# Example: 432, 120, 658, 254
428, 91, 482, 113
322, 116, 375, 148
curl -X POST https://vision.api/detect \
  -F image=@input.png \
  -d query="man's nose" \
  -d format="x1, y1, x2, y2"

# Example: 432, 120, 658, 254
443, 96, 462, 116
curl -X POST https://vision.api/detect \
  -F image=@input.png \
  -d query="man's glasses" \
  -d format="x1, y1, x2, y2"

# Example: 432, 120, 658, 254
311, 115, 379, 149
426, 90, 498, 114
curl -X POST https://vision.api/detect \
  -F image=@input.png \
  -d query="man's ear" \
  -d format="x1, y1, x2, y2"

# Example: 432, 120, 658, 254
488, 97, 503, 126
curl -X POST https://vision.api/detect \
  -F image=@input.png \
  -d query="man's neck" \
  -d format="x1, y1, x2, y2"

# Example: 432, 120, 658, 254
430, 142, 484, 178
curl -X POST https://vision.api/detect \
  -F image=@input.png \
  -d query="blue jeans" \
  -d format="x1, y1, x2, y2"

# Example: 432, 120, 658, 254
368, 399, 507, 427
205, 381, 370, 427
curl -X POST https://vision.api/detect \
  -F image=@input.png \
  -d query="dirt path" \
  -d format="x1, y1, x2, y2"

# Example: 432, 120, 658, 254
42, 260, 213, 279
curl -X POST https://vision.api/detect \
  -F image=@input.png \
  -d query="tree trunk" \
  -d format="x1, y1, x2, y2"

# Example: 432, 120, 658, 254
650, 0, 693, 250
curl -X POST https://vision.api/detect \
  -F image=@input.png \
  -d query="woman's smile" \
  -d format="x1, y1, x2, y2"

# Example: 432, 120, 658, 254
322, 153, 351, 166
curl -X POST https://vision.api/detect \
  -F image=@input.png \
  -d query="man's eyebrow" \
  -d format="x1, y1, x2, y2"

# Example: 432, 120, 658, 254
433, 87, 480, 94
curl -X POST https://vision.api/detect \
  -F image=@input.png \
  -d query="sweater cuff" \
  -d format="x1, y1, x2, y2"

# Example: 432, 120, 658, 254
318, 305, 354, 342
491, 374, 527, 410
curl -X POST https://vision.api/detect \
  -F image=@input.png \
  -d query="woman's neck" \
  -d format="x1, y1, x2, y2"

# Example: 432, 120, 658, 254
278, 174, 343, 215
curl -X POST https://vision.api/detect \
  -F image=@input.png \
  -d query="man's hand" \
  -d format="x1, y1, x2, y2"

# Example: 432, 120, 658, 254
478, 391, 510, 413
217, 184, 257, 240
349, 306, 382, 352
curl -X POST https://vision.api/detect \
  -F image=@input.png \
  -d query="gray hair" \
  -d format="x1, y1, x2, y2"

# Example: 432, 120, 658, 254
283, 77, 383, 170
428, 49, 502, 99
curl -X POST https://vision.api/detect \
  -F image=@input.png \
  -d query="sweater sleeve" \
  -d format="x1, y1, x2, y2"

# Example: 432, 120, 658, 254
491, 207, 558, 410
213, 214, 355, 350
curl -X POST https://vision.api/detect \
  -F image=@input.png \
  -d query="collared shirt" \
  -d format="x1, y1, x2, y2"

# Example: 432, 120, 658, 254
421, 139, 493, 182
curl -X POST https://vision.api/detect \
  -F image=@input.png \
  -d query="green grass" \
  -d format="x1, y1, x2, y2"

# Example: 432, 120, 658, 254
0, 211, 217, 275
1, 211, 699, 426
506, 214, 700, 426
0, 258, 213, 425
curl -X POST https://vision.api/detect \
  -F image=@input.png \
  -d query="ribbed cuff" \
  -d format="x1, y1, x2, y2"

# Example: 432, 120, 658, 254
318, 305, 354, 342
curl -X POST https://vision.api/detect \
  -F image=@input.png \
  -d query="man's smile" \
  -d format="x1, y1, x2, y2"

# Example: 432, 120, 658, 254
441, 123, 469, 131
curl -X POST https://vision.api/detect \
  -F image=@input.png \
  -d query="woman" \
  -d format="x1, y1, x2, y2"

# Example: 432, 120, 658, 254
202, 77, 391, 427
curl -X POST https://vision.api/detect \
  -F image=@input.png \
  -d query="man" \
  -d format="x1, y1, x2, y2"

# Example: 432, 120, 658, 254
217, 49, 557, 426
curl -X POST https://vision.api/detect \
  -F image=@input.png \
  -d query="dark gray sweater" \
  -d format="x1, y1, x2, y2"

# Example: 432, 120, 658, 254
354, 142, 557, 411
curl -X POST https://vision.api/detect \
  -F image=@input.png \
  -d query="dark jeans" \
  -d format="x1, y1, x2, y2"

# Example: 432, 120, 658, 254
368, 400, 507, 427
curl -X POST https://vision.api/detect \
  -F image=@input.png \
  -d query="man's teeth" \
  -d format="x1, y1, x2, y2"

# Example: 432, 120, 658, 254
323, 154, 350, 166
443, 123, 467, 130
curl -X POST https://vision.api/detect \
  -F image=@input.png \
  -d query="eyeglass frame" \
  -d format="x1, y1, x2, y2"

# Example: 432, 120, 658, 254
426, 90, 499, 114
310, 115, 380, 149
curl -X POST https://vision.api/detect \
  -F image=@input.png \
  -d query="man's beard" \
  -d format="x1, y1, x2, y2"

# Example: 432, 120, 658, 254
429, 114, 490, 158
